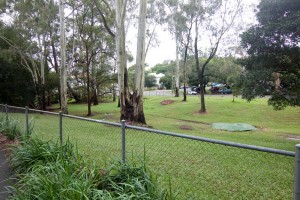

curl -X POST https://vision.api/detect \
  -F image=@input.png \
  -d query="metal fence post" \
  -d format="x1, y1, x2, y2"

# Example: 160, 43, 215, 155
59, 111, 63, 146
121, 120, 126, 163
294, 144, 300, 200
25, 106, 29, 136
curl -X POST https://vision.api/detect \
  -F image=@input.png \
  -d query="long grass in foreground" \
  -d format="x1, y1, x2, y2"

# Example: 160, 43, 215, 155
8, 137, 171, 200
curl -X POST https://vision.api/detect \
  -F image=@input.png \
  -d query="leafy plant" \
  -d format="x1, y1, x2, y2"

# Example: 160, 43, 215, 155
9, 138, 171, 200
98, 161, 168, 199
0, 114, 22, 140
9, 138, 79, 174
10, 159, 99, 200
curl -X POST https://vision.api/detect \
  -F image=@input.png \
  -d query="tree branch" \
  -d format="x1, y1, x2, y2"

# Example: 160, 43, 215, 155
92, 0, 115, 38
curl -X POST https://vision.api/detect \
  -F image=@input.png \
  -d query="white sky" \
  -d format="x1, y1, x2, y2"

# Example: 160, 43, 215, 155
127, 0, 260, 68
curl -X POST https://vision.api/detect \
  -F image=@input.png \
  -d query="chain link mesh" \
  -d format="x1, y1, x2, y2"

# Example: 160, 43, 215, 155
125, 128, 294, 199
62, 116, 122, 165
0, 105, 26, 133
0, 104, 295, 199
27, 109, 60, 141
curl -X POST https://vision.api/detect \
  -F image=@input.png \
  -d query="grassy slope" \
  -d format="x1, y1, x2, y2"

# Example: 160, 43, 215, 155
10, 95, 298, 199
63, 95, 300, 151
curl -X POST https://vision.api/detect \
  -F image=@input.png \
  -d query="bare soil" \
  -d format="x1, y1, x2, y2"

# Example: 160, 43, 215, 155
0, 134, 15, 199
0, 135, 19, 154
160, 100, 175, 105
179, 125, 194, 130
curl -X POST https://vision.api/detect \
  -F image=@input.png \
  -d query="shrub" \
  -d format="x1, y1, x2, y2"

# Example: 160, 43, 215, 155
9, 138, 171, 200
98, 161, 168, 199
0, 115, 22, 140
10, 158, 99, 200
9, 138, 78, 174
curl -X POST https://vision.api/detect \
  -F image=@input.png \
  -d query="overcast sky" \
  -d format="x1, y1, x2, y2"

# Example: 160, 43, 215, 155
127, 0, 259, 68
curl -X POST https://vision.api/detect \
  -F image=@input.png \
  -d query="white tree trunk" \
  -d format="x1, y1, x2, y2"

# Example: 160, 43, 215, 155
133, 0, 147, 122
115, 0, 128, 119
59, 0, 68, 114
38, 34, 47, 110
135, 0, 147, 94
175, 36, 180, 97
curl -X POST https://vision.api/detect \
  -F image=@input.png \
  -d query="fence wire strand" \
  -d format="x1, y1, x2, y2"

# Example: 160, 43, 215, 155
0, 104, 295, 199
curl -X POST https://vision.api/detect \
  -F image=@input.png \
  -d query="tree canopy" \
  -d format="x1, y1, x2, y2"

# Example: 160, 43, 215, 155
239, 0, 300, 109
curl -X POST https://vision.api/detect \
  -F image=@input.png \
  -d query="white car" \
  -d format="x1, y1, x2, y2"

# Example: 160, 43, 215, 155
187, 89, 197, 95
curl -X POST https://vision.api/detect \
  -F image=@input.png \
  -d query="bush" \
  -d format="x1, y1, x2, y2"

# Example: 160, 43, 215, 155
0, 115, 22, 140
98, 161, 168, 199
9, 138, 171, 200
10, 138, 78, 174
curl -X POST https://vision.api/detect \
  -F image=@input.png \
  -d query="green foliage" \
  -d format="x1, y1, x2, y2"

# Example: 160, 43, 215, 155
0, 115, 22, 140
151, 61, 176, 75
9, 139, 98, 200
239, 0, 300, 109
9, 137, 170, 199
187, 56, 242, 87
98, 161, 168, 199
10, 138, 78, 174
151, 61, 176, 89
159, 75, 173, 89
0, 23, 36, 106
145, 73, 157, 88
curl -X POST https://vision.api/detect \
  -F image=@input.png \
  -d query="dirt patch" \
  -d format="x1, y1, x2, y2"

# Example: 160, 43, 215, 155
0, 135, 19, 155
160, 100, 175, 105
179, 125, 194, 130
283, 134, 300, 141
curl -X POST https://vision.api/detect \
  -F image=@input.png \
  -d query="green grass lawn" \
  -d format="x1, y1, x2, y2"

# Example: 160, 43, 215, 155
5, 95, 299, 199
56, 95, 300, 151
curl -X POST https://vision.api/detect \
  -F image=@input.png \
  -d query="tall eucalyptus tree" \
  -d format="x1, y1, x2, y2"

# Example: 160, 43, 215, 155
59, 0, 68, 113
2, 0, 61, 110
193, 0, 242, 112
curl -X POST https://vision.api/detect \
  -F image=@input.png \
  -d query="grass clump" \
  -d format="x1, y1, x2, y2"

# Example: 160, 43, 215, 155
98, 161, 168, 199
9, 137, 170, 200
0, 115, 22, 140
9, 138, 77, 174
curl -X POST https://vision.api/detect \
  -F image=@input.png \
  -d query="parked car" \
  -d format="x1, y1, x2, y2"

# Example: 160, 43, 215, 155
219, 87, 232, 94
189, 90, 197, 95
188, 86, 200, 95
209, 86, 220, 93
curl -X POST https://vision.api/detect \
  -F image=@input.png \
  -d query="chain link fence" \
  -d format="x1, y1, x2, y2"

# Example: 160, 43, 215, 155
0, 104, 298, 199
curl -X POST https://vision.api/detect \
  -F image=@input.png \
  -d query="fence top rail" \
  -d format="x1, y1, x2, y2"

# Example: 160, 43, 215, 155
28, 108, 60, 115
125, 124, 296, 157
1, 104, 295, 157
3, 105, 25, 111
63, 114, 121, 127
1, 104, 59, 115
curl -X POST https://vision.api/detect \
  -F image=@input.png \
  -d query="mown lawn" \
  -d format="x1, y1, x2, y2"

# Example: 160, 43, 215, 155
4, 95, 299, 199
58, 95, 300, 151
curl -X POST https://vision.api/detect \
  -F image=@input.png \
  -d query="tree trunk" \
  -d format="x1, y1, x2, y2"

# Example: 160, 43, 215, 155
51, 37, 61, 109
93, 89, 98, 105
86, 46, 92, 116
194, 18, 206, 113
116, 0, 147, 124
67, 82, 81, 103
112, 82, 116, 102
175, 37, 180, 97
92, 17, 98, 106
132, 0, 147, 124
59, 0, 68, 114
38, 34, 46, 111
116, 0, 129, 120
182, 44, 188, 102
